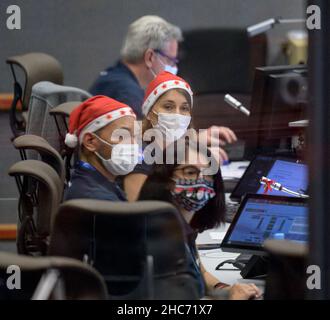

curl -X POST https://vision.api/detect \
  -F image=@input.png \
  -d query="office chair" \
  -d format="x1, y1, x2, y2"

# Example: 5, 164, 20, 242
12, 134, 65, 183
6, 52, 63, 138
25, 81, 91, 159
49, 101, 81, 182
49, 200, 201, 300
0, 252, 107, 300
49, 101, 80, 148
178, 28, 267, 140
8, 160, 63, 256
264, 239, 307, 300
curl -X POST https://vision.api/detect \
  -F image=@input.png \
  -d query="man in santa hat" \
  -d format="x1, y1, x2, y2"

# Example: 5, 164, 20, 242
64, 95, 139, 201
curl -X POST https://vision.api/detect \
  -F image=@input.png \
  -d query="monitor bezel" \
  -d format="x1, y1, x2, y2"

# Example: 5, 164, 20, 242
221, 193, 308, 256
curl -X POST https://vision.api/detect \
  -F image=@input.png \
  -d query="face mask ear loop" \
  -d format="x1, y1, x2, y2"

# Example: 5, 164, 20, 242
149, 109, 160, 127
92, 133, 116, 147
92, 133, 115, 162
149, 67, 157, 79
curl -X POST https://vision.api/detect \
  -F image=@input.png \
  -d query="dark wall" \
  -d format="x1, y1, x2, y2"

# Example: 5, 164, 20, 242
0, 0, 305, 93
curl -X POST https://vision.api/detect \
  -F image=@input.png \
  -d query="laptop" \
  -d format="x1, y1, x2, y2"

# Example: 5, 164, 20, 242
222, 194, 308, 255
225, 155, 308, 222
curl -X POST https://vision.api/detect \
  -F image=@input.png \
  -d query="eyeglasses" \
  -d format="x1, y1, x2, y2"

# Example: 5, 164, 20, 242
174, 166, 214, 181
154, 49, 179, 66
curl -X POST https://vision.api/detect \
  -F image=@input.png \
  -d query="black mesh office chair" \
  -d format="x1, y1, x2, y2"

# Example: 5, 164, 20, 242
8, 160, 63, 256
25, 81, 91, 157
0, 252, 107, 300
12, 134, 66, 183
49, 101, 81, 182
6, 52, 63, 138
49, 200, 201, 300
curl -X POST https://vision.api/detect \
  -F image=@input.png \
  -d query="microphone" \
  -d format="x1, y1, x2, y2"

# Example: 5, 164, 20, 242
247, 17, 306, 37
224, 94, 250, 116
260, 176, 309, 198
247, 18, 276, 37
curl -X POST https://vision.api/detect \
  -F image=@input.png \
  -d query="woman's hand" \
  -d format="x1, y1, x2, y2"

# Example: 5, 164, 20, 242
228, 283, 262, 300
206, 126, 238, 146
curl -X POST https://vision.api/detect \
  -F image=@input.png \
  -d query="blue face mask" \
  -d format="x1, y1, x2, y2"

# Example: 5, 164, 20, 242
158, 57, 178, 75
171, 178, 216, 212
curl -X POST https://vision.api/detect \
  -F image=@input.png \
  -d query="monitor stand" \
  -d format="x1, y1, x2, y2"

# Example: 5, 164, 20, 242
216, 254, 268, 279
240, 255, 268, 279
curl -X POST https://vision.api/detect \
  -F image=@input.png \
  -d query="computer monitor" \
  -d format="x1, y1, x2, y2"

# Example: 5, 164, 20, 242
244, 65, 308, 159
230, 155, 308, 201
221, 194, 308, 256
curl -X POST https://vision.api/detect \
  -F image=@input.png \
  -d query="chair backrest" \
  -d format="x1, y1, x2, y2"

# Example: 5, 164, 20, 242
49, 200, 200, 300
0, 252, 107, 300
264, 239, 307, 300
6, 52, 64, 138
13, 134, 65, 183
8, 160, 63, 255
49, 101, 80, 144
25, 81, 91, 156
178, 28, 267, 95
49, 101, 81, 182
6, 52, 64, 110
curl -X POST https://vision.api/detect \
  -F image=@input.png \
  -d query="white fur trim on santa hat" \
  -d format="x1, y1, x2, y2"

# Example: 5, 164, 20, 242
142, 80, 193, 116
79, 107, 135, 145
64, 106, 135, 148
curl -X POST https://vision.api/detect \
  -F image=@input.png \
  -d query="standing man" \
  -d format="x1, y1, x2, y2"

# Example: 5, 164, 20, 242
90, 15, 182, 119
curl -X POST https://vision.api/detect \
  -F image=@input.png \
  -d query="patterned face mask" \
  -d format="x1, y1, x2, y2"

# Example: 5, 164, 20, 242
171, 178, 216, 212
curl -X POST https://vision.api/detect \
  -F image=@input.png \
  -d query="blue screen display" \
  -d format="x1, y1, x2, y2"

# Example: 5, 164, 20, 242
257, 160, 308, 197
227, 198, 308, 247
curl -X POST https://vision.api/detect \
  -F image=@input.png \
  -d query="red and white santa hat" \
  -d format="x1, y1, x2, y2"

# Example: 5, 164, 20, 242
142, 71, 193, 116
64, 95, 136, 148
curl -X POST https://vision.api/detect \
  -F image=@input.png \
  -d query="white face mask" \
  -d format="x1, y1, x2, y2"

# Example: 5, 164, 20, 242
158, 57, 178, 75
163, 64, 178, 75
152, 112, 191, 141
149, 64, 178, 78
94, 135, 139, 176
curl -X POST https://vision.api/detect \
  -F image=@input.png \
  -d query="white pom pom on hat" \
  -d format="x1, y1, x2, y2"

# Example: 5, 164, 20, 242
64, 132, 78, 148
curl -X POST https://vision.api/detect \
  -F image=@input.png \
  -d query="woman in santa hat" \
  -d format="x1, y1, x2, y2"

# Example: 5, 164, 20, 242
123, 71, 237, 202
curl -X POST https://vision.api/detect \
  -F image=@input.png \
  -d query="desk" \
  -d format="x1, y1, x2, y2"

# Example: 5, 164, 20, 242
199, 160, 250, 285
196, 223, 241, 285
197, 224, 266, 292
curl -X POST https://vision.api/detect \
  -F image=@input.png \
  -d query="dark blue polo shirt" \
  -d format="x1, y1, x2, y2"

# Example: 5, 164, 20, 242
89, 61, 144, 119
65, 161, 127, 201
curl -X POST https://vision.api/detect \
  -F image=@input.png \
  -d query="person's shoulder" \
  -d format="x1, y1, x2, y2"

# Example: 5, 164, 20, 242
103, 62, 135, 81
64, 166, 126, 202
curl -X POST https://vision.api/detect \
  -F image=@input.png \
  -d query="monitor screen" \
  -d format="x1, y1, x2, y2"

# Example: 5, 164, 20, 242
230, 156, 308, 200
256, 159, 308, 196
221, 194, 308, 255
244, 65, 307, 159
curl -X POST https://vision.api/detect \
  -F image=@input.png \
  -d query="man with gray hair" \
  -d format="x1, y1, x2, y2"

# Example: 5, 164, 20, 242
90, 15, 182, 118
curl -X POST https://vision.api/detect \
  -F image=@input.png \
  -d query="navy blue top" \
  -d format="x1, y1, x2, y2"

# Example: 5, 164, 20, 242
182, 220, 206, 298
64, 161, 127, 202
89, 61, 144, 119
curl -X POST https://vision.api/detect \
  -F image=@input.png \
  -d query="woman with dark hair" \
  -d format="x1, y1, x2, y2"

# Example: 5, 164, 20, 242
139, 143, 262, 300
